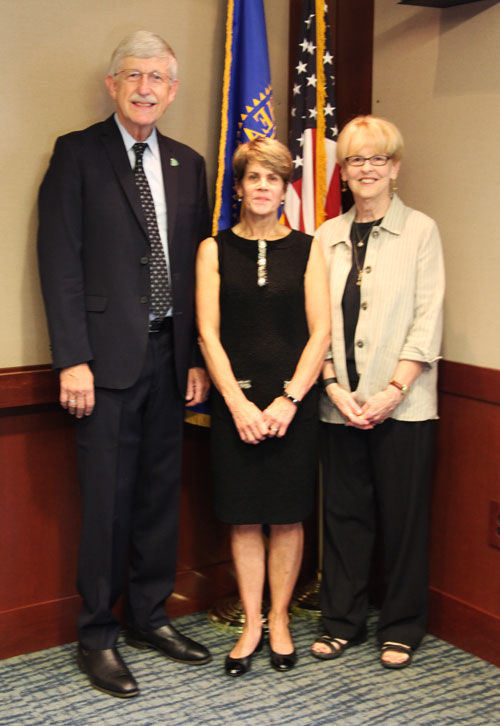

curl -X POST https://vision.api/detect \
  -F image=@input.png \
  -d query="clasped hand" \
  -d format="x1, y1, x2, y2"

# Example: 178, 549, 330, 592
326, 383, 402, 430
231, 395, 297, 444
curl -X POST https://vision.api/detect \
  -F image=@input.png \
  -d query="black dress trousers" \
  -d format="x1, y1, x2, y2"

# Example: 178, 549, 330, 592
75, 323, 185, 650
320, 418, 435, 649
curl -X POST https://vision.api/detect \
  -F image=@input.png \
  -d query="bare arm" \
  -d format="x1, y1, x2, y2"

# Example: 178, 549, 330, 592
196, 237, 269, 444
262, 239, 331, 437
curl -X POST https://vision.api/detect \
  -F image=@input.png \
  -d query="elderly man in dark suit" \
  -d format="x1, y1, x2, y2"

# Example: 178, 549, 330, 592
37, 30, 211, 698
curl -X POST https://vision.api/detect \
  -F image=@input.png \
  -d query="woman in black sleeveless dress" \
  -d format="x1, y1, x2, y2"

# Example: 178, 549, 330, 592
196, 138, 330, 676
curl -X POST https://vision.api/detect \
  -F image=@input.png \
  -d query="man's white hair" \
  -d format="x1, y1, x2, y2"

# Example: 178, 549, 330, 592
109, 30, 178, 80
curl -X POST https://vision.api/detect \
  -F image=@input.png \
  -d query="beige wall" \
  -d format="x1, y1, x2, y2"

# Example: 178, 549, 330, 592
1, 0, 289, 368
373, 0, 500, 369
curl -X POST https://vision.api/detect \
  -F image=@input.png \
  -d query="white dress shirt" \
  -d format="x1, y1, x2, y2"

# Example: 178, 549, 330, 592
114, 114, 172, 316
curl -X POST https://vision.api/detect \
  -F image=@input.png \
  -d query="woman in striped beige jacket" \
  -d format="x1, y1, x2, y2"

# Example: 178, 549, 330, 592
311, 115, 444, 670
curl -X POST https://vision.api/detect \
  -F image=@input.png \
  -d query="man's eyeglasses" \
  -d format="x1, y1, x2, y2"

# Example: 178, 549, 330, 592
344, 155, 393, 167
114, 70, 171, 86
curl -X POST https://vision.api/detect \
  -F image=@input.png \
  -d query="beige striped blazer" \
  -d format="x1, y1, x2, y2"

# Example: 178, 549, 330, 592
315, 194, 445, 423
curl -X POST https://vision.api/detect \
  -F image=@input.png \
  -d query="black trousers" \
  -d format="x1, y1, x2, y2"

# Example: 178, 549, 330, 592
75, 324, 185, 649
320, 418, 435, 650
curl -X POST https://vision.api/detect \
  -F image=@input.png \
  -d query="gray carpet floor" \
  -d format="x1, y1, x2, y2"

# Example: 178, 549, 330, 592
2, 611, 500, 726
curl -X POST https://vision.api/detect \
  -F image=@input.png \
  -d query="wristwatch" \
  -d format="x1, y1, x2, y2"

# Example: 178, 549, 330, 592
389, 379, 410, 397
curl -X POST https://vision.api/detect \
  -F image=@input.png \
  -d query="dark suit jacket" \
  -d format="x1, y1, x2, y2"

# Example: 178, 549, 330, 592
38, 115, 209, 395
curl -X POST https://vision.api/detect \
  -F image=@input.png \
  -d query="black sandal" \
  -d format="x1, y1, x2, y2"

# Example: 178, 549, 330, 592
380, 642, 413, 670
311, 632, 365, 661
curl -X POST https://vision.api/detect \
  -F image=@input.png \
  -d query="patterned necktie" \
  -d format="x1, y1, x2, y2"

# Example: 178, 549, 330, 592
133, 142, 172, 318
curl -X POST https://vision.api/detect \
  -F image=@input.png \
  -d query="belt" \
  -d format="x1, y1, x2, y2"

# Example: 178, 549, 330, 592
148, 317, 172, 334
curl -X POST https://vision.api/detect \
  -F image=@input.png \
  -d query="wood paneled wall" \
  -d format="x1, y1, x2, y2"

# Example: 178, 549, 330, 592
429, 362, 500, 667
2, 362, 499, 664
0, 367, 235, 659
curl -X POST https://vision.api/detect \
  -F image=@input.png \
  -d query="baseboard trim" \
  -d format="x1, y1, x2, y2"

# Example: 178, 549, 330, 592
0, 596, 81, 660
428, 587, 500, 667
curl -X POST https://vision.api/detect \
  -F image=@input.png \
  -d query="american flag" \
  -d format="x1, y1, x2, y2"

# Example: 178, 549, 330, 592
284, 0, 341, 234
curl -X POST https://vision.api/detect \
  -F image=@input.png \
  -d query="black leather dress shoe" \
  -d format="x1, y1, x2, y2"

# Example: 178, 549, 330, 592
270, 647, 297, 672
126, 624, 212, 664
77, 645, 139, 698
224, 633, 264, 677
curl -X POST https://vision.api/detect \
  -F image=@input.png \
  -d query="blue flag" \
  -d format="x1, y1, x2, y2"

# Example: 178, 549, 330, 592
212, 0, 276, 235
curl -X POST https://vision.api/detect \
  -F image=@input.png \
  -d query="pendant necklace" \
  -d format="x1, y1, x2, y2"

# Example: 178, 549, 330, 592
351, 220, 379, 286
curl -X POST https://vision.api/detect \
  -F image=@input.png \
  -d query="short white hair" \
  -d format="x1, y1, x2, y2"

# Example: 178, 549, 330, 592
108, 30, 178, 80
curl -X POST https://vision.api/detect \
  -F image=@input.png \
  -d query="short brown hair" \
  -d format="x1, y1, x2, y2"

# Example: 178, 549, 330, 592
232, 137, 293, 184
336, 115, 404, 165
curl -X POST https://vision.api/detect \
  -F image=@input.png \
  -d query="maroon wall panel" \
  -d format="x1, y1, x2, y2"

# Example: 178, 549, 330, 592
428, 361, 500, 666
0, 368, 235, 659
3, 361, 499, 665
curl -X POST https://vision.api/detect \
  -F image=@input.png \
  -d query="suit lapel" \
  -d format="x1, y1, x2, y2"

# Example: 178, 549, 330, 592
158, 133, 178, 259
100, 116, 150, 241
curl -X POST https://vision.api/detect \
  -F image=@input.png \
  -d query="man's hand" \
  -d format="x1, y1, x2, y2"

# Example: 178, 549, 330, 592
185, 367, 210, 406
60, 363, 95, 418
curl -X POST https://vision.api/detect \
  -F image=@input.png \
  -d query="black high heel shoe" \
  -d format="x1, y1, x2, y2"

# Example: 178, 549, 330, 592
270, 647, 297, 672
224, 633, 264, 677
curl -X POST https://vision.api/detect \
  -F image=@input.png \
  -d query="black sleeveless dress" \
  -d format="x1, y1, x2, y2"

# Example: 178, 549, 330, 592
211, 228, 319, 525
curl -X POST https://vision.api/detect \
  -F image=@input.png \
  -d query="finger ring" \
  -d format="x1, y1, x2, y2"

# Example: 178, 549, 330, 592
68, 399, 76, 404
271, 426, 279, 432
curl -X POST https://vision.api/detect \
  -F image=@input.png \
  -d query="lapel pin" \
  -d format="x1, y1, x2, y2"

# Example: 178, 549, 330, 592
170, 158, 179, 166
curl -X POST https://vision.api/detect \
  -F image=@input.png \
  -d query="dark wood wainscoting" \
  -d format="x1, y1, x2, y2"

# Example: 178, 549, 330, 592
2, 361, 499, 665
0, 366, 235, 660
0, 365, 320, 661
429, 361, 500, 667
